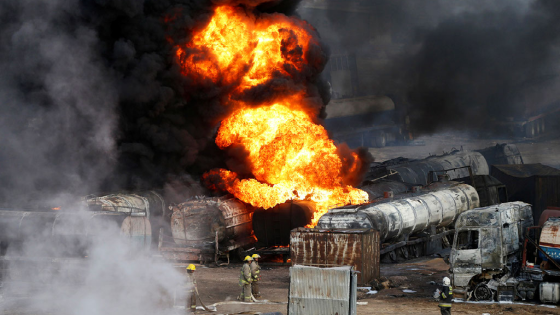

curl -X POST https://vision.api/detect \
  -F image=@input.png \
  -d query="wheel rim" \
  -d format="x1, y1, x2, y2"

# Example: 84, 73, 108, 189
474, 283, 493, 301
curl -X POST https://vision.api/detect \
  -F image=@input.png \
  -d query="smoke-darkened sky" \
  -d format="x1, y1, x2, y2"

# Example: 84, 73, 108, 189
299, 0, 560, 135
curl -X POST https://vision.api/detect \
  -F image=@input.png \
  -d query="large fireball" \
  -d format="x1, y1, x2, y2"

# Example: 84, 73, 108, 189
176, 5, 368, 226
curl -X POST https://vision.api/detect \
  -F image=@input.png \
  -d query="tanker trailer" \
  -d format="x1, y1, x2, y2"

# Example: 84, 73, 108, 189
159, 197, 255, 264
317, 183, 479, 261
84, 191, 165, 248
365, 149, 489, 186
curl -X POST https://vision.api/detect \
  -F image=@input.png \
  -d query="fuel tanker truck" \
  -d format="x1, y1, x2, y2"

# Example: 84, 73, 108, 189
315, 182, 480, 261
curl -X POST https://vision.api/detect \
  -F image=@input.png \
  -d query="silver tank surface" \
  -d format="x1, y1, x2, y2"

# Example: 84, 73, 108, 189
317, 184, 479, 242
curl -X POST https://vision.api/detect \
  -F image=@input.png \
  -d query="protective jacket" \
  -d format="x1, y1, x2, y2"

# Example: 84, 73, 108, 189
239, 263, 253, 285
439, 285, 453, 307
250, 260, 260, 281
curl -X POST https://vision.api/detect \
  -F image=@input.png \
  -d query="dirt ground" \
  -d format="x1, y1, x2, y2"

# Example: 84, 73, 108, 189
189, 256, 560, 315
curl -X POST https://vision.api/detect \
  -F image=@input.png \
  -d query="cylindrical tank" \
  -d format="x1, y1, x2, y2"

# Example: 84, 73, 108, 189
252, 201, 315, 247
84, 191, 165, 217
170, 197, 253, 245
380, 150, 489, 186
317, 184, 480, 242
540, 282, 560, 304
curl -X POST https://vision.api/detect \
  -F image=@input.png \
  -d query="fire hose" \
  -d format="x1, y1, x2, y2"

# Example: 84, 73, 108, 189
194, 286, 217, 312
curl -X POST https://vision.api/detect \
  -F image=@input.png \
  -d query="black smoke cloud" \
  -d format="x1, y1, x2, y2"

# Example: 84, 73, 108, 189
0, 0, 330, 207
405, 0, 560, 134
300, 0, 560, 136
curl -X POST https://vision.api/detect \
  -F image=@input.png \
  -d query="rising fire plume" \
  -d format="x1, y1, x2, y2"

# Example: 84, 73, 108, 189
176, 5, 368, 226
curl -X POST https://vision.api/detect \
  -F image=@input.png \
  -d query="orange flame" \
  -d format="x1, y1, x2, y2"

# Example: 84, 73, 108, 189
177, 5, 368, 226
177, 6, 316, 95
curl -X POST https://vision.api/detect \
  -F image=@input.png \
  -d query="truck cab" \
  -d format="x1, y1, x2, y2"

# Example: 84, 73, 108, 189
449, 202, 533, 300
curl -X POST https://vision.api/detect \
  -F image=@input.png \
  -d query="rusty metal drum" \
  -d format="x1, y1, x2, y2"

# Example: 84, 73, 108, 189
170, 197, 253, 245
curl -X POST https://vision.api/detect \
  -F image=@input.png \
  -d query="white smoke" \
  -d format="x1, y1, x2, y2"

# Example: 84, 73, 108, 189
0, 1, 186, 314
1, 208, 185, 315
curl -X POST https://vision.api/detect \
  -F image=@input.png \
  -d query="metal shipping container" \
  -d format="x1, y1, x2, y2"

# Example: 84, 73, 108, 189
491, 164, 560, 224
290, 228, 379, 285
288, 265, 357, 315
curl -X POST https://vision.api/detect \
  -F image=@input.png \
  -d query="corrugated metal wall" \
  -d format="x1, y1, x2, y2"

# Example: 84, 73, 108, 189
288, 265, 356, 315
290, 228, 379, 285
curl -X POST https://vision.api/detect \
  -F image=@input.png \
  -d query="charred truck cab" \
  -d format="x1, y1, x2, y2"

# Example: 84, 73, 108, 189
449, 202, 533, 300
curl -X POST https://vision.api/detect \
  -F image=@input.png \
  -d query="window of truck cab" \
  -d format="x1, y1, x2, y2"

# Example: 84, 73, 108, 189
455, 229, 480, 250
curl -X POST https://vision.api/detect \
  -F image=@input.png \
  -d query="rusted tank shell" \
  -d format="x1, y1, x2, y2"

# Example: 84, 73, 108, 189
84, 191, 165, 217
317, 184, 480, 242
120, 216, 152, 249
252, 201, 315, 247
170, 197, 253, 245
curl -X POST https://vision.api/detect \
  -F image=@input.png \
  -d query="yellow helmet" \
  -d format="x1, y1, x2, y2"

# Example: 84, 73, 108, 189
244, 255, 253, 261
186, 264, 196, 271
252, 254, 261, 259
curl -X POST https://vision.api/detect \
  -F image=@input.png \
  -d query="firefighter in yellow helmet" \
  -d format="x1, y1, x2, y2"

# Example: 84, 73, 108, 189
250, 254, 261, 298
238, 256, 253, 302
185, 264, 197, 313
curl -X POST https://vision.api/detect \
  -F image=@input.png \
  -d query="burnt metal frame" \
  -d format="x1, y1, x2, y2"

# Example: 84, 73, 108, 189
427, 165, 474, 185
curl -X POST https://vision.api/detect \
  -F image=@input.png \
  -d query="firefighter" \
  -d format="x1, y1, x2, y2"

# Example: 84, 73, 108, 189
250, 254, 261, 298
438, 276, 453, 315
185, 264, 197, 313
238, 256, 253, 302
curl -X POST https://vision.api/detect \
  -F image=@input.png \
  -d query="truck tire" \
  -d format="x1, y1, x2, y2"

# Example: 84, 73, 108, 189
372, 131, 386, 148
474, 283, 493, 301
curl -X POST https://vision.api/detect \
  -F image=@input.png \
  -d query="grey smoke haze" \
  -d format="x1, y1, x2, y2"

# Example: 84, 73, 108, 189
299, 0, 560, 135
0, 0, 118, 207
2, 207, 184, 315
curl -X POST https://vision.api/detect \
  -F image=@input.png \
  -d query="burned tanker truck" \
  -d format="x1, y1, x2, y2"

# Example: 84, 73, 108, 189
316, 183, 480, 261
448, 202, 560, 304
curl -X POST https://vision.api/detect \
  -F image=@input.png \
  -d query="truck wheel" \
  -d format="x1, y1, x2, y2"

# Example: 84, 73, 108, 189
372, 131, 386, 148
540, 118, 546, 134
474, 283, 493, 301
